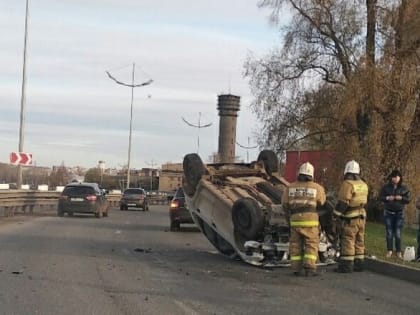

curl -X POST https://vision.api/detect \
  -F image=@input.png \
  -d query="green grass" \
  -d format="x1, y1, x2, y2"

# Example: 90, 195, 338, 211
365, 222, 419, 269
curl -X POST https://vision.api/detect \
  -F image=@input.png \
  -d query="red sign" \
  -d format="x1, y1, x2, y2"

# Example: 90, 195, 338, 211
10, 152, 33, 166
285, 150, 334, 183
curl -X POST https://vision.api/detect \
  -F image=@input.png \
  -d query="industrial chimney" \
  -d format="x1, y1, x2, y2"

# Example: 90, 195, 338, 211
217, 94, 240, 163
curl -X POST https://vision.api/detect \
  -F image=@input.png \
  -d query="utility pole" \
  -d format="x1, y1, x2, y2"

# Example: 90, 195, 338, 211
17, 0, 30, 189
106, 64, 153, 190
182, 112, 212, 154
146, 159, 157, 191
236, 137, 258, 163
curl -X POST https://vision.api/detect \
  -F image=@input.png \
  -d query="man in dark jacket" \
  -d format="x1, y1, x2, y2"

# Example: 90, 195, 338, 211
380, 170, 410, 258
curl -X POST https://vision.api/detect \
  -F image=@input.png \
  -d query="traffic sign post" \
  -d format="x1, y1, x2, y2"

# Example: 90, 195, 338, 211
10, 152, 33, 166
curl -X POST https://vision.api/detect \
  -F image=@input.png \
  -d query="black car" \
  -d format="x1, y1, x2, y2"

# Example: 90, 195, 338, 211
120, 188, 149, 211
169, 187, 194, 231
58, 182, 109, 218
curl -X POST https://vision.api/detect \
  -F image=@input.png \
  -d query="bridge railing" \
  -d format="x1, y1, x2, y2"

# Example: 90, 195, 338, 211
0, 190, 171, 217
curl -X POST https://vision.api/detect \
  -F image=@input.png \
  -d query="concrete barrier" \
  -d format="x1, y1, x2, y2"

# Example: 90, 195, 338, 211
365, 257, 420, 285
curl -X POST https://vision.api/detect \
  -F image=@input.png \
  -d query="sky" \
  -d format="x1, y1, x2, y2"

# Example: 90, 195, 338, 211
0, 0, 281, 170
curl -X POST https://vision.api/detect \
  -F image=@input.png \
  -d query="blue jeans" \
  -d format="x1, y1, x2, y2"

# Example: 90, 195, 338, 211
384, 210, 404, 252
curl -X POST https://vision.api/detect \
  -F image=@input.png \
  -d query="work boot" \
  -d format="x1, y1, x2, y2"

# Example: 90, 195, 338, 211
304, 268, 318, 277
386, 251, 393, 258
334, 260, 353, 273
293, 270, 303, 277
354, 259, 364, 272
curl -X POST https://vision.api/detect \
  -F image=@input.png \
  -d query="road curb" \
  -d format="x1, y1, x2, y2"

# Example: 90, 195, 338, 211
365, 257, 420, 284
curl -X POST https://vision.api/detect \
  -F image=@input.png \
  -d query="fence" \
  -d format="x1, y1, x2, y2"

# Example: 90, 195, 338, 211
0, 191, 170, 217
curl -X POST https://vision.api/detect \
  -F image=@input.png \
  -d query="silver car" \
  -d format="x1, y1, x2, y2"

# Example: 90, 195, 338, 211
182, 150, 338, 267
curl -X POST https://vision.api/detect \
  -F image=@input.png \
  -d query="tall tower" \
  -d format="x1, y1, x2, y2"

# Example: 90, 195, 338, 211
217, 94, 240, 163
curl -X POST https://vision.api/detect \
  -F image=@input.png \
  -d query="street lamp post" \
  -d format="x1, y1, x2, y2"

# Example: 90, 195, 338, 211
181, 112, 212, 154
146, 159, 157, 191
17, 0, 30, 189
236, 137, 258, 163
106, 64, 153, 190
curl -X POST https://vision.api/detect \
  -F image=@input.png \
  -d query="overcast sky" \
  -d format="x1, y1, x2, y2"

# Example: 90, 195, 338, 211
0, 0, 281, 169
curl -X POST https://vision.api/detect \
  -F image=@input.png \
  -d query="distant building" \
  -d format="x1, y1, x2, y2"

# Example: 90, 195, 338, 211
159, 163, 183, 191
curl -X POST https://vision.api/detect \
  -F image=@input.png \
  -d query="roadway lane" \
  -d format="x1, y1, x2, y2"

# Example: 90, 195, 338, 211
0, 206, 419, 315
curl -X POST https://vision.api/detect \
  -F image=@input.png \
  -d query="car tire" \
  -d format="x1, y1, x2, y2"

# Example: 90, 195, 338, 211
67, 212, 74, 217
57, 209, 64, 217
170, 220, 180, 232
256, 181, 282, 203
232, 198, 265, 240
257, 150, 279, 176
183, 153, 205, 197
103, 211, 109, 217
95, 211, 103, 218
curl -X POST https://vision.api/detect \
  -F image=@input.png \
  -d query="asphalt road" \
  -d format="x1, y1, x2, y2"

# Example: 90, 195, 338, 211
0, 206, 419, 315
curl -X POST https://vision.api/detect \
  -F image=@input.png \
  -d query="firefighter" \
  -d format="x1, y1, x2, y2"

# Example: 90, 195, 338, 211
334, 160, 368, 273
282, 162, 326, 276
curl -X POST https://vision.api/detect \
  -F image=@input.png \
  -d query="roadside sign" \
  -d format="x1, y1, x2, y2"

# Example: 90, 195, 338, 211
9, 152, 33, 166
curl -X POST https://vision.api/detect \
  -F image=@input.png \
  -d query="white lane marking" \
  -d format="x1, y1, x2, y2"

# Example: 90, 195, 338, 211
115, 230, 121, 234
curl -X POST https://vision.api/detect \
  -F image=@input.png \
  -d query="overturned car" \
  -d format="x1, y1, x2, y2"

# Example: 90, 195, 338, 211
182, 150, 338, 267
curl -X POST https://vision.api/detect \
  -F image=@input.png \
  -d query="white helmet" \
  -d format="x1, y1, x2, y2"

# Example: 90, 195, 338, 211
299, 162, 314, 177
344, 160, 360, 175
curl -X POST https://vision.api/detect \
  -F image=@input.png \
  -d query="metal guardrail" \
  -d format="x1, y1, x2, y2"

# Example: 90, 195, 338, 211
0, 191, 170, 217
0, 190, 60, 216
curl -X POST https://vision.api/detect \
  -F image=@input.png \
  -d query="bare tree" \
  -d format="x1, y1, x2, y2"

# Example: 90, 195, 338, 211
245, 0, 420, 189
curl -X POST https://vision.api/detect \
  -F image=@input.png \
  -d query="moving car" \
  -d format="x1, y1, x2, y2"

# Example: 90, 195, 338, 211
58, 182, 109, 218
119, 188, 149, 211
182, 150, 337, 267
169, 187, 194, 231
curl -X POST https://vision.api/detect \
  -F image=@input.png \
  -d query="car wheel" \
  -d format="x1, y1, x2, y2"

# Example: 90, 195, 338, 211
256, 181, 282, 203
170, 220, 180, 232
103, 210, 109, 217
57, 209, 64, 217
183, 153, 205, 197
232, 198, 265, 240
95, 211, 103, 218
67, 212, 74, 217
257, 150, 279, 176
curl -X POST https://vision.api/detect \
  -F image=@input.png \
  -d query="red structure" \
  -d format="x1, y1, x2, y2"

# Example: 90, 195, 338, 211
284, 150, 335, 184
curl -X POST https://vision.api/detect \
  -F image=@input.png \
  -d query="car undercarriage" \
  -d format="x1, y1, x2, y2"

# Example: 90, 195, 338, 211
183, 150, 339, 267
